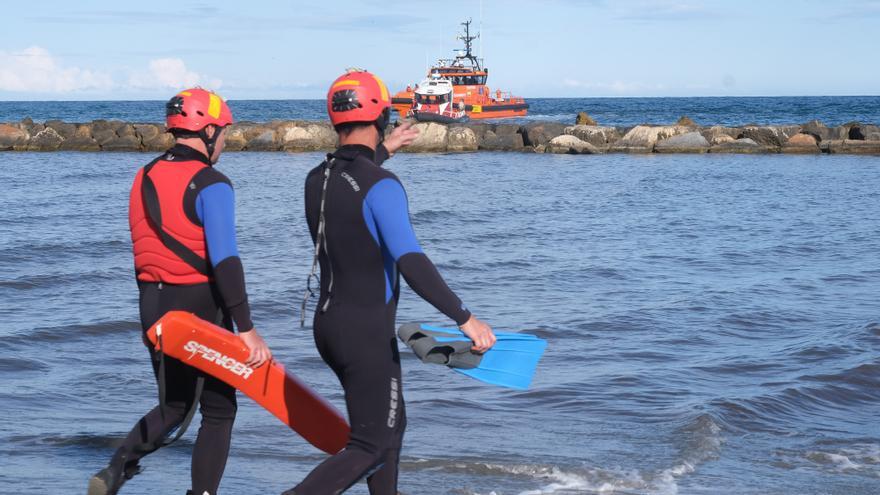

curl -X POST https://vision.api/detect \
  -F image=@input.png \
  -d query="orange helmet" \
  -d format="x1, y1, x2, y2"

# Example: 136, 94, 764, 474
327, 69, 391, 131
166, 88, 233, 133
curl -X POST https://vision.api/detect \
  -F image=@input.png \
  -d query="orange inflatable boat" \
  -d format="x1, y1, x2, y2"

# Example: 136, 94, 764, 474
145, 311, 350, 455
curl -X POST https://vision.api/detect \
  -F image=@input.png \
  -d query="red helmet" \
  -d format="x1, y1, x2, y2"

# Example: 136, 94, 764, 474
327, 69, 391, 130
165, 88, 233, 132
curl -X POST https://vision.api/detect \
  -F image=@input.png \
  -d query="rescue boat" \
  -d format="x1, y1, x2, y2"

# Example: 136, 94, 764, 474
408, 76, 469, 124
392, 19, 528, 120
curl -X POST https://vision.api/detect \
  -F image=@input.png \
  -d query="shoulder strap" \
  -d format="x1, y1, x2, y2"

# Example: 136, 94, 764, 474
141, 158, 211, 276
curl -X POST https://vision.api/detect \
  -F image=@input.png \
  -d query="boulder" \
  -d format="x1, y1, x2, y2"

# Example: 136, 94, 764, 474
403, 123, 447, 152
610, 125, 690, 153
710, 138, 773, 154
564, 125, 619, 148
654, 132, 710, 153
700, 126, 740, 145
279, 123, 336, 151
800, 120, 847, 142
479, 130, 523, 151
143, 133, 175, 151
739, 126, 800, 148
60, 126, 100, 151
823, 139, 880, 154
134, 124, 162, 143
27, 127, 64, 151
0, 124, 29, 150
546, 135, 600, 154
782, 133, 820, 154
575, 112, 597, 125
676, 116, 697, 127
44, 120, 77, 140
92, 128, 119, 146
246, 129, 279, 151
101, 135, 142, 151
493, 124, 521, 137
224, 125, 250, 151
447, 126, 478, 152
91, 120, 126, 134
463, 123, 493, 141
521, 122, 566, 147
846, 123, 880, 140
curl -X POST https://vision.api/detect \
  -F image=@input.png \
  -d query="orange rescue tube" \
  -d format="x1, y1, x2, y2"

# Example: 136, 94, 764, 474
145, 311, 350, 455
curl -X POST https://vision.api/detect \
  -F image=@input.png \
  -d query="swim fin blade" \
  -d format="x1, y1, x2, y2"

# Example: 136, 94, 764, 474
398, 323, 547, 390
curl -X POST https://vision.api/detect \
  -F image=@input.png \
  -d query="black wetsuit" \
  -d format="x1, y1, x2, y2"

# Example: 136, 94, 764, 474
110, 145, 253, 495
289, 144, 471, 495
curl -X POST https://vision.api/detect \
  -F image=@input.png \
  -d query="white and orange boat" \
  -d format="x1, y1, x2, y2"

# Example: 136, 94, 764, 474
392, 19, 528, 120
407, 76, 468, 124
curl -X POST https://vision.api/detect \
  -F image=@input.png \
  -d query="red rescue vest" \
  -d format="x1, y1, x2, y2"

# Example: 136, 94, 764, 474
129, 156, 211, 285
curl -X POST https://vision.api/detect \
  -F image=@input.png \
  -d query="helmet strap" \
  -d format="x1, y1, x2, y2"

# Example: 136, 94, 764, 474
198, 125, 222, 161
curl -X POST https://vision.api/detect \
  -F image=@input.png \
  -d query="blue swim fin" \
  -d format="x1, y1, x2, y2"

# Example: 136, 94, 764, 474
398, 323, 547, 390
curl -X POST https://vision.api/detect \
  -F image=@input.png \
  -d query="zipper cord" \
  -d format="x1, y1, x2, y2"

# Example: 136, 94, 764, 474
300, 157, 336, 327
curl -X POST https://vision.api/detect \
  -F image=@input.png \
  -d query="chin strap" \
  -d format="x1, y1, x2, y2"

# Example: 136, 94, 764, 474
198, 125, 224, 160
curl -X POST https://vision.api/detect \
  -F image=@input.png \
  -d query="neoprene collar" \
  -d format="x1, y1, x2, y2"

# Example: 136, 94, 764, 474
333, 144, 375, 163
165, 143, 212, 166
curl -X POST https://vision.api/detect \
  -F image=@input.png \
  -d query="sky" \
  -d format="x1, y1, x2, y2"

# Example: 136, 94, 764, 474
0, 0, 878, 100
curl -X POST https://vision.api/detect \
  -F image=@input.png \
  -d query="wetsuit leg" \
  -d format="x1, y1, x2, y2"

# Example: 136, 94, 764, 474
287, 310, 406, 495
109, 282, 237, 495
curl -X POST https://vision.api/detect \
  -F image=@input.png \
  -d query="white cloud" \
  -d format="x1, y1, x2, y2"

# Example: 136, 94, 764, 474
0, 46, 114, 93
127, 58, 222, 91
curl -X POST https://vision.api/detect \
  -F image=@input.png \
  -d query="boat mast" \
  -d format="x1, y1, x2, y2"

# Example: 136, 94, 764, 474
456, 19, 482, 71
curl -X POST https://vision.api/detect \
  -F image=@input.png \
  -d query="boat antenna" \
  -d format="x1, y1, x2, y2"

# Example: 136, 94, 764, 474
479, 0, 483, 62
457, 18, 481, 71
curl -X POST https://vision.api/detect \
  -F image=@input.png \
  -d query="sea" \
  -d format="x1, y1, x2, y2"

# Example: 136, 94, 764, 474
1, 96, 879, 127
1, 98, 879, 495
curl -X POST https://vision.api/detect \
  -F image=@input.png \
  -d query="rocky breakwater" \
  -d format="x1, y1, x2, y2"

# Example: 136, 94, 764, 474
2, 117, 879, 155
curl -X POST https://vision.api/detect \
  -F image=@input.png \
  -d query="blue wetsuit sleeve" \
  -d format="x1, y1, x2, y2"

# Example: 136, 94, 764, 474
197, 183, 239, 266
196, 183, 254, 332
367, 179, 471, 325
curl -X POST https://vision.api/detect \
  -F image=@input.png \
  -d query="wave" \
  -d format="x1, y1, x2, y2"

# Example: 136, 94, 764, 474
403, 414, 724, 495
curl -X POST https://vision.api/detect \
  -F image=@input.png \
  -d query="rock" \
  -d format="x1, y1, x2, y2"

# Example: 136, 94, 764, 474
224, 125, 250, 151
60, 135, 101, 151
493, 124, 521, 137
575, 112, 597, 126
44, 120, 77, 140
404, 123, 448, 152
27, 127, 64, 151
800, 120, 846, 142
700, 126, 740, 145
92, 120, 126, 134
654, 131, 710, 153
479, 130, 523, 151
0, 124, 29, 150
546, 135, 600, 154
447, 126, 478, 152
143, 133, 175, 151
134, 124, 162, 142
101, 135, 142, 151
246, 129, 278, 151
676, 116, 697, 127
464, 123, 493, 141
823, 139, 880, 154
521, 122, 566, 147
279, 123, 336, 151
610, 125, 690, 153
739, 126, 800, 148
710, 138, 773, 154
92, 128, 119, 146
563, 125, 619, 148
20, 117, 33, 127
782, 133, 819, 154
